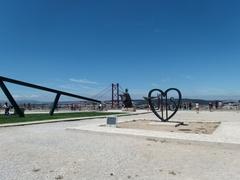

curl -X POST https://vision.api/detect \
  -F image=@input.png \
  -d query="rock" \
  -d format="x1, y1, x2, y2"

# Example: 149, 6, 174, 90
55, 175, 64, 179
168, 171, 177, 176
32, 168, 41, 172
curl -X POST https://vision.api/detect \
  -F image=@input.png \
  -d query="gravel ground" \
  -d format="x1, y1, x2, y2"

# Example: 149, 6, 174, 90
1, 115, 240, 180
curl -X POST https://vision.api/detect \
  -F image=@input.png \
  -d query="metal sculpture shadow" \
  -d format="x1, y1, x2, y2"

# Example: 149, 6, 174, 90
148, 88, 182, 122
0, 76, 101, 117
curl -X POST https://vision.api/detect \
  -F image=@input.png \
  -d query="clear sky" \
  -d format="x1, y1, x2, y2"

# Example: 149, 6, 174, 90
0, 0, 240, 100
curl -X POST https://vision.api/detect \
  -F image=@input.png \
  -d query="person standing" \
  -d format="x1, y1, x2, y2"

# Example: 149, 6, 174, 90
183, 103, 187, 110
215, 101, 219, 110
3, 102, 10, 116
209, 102, 213, 112
195, 103, 200, 114
98, 103, 102, 111
188, 102, 192, 110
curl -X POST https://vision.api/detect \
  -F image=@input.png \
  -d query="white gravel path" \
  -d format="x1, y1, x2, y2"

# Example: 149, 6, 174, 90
0, 112, 240, 180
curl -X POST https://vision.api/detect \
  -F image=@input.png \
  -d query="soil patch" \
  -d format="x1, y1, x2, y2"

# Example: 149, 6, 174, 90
116, 120, 220, 134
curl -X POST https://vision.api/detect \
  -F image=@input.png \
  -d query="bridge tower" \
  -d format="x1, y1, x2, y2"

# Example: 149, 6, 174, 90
111, 83, 120, 109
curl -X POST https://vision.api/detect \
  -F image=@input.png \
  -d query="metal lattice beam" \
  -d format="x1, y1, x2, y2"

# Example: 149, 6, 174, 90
49, 93, 61, 116
0, 76, 101, 117
0, 80, 25, 117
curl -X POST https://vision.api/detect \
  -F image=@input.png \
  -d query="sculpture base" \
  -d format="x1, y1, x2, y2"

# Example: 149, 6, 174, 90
117, 120, 220, 135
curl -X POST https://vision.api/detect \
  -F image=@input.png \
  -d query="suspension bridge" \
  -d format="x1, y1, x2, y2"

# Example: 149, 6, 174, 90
91, 83, 126, 109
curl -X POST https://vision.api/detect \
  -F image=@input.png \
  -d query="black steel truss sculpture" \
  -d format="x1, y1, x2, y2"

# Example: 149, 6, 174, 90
148, 88, 182, 122
0, 76, 101, 117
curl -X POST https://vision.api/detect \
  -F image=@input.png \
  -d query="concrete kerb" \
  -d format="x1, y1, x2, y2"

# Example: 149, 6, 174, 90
67, 124, 240, 147
66, 111, 240, 146
67, 127, 240, 148
0, 111, 151, 128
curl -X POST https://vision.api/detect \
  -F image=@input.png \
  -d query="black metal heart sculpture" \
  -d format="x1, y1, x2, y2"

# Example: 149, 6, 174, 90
148, 88, 182, 122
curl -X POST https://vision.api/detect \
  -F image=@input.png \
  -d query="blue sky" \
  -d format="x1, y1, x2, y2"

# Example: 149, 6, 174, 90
1, 0, 240, 100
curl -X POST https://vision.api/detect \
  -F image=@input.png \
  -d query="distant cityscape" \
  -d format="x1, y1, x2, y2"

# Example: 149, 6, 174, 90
0, 98, 240, 113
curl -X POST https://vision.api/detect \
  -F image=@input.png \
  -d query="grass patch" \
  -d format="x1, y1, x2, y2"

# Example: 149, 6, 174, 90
0, 112, 122, 124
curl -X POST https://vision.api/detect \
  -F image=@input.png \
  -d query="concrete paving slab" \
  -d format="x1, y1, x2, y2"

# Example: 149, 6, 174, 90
67, 111, 240, 145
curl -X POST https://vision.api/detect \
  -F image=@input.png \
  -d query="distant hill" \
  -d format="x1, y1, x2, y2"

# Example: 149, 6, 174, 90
0, 98, 239, 106
0, 100, 47, 104
132, 98, 239, 107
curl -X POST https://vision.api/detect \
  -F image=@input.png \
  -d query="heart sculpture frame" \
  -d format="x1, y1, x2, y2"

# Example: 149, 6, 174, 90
148, 88, 182, 122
